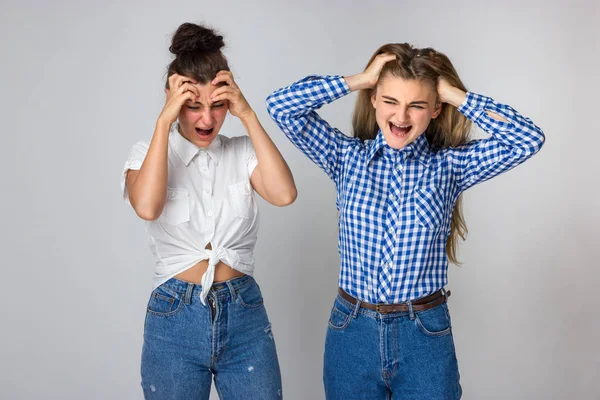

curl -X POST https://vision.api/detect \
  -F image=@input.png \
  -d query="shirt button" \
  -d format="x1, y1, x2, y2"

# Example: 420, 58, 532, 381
390, 194, 396, 201
388, 227, 394, 234
207, 211, 214, 217
201, 167, 208, 172
396, 165, 402, 171
204, 189, 210, 194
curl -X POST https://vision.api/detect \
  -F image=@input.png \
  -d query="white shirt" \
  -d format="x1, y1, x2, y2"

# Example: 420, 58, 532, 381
121, 130, 259, 304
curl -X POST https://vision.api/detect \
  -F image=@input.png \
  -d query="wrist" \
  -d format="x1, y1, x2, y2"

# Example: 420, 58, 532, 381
156, 117, 173, 132
239, 109, 257, 126
443, 88, 467, 108
345, 73, 374, 92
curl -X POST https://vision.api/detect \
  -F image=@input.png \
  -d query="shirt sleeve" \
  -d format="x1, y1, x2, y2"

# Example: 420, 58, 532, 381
120, 140, 149, 203
243, 135, 259, 178
445, 92, 545, 192
266, 75, 358, 184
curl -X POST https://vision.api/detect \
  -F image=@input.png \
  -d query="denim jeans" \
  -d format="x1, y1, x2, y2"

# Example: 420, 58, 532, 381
324, 292, 461, 399
141, 275, 282, 399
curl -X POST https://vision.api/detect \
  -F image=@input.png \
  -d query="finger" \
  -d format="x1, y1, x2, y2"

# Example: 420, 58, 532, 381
212, 72, 235, 88
214, 70, 232, 79
170, 74, 197, 89
179, 77, 198, 87
210, 86, 234, 99
377, 53, 397, 64
168, 87, 198, 105
168, 73, 188, 90
167, 73, 180, 90
177, 82, 201, 98
212, 74, 234, 87
210, 92, 233, 103
176, 90, 197, 106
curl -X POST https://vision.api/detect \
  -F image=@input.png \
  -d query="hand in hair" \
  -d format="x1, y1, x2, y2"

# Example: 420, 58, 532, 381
210, 70, 253, 120
159, 73, 201, 125
436, 77, 466, 108
437, 78, 506, 122
345, 53, 397, 91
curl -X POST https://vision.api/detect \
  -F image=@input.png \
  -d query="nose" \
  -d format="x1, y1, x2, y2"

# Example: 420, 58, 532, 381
200, 107, 215, 126
395, 106, 410, 123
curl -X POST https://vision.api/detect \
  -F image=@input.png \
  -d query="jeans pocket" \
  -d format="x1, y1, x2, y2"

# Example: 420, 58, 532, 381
159, 188, 190, 225
236, 279, 265, 309
414, 302, 452, 337
147, 285, 185, 317
327, 296, 354, 331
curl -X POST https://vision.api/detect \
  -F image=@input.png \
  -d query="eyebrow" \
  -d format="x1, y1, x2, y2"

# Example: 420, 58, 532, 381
381, 96, 429, 105
186, 100, 224, 106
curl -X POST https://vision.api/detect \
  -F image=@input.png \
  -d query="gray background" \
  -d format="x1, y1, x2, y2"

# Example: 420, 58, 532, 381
1, 0, 598, 399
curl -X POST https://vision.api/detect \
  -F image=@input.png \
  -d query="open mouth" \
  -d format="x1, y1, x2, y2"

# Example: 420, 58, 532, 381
389, 122, 412, 138
195, 127, 214, 137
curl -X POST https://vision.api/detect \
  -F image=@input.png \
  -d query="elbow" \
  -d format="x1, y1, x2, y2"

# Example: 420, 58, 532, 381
515, 126, 545, 159
132, 202, 164, 221
527, 127, 546, 156
265, 91, 284, 122
535, 128, 546, 152
273, 187, 298, 207
265, 93, 276, 119
284, 187, 298, 206
135, 208, 161, 221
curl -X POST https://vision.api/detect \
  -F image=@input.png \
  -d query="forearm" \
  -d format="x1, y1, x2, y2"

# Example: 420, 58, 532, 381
242, 111, 297, 205
128, 119, 171, 220
344, 73, 376, 92
458, 92, 545, 154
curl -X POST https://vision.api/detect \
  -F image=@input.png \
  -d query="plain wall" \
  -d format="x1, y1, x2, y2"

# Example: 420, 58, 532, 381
1, 0, 598, 398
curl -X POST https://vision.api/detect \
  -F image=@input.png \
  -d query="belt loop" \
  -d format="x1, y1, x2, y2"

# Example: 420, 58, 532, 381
352, 298, 361, 318
226, 280, 237, 302
407, 300, 415, 320
184, 283, 194, 305
441, 287, 448, 301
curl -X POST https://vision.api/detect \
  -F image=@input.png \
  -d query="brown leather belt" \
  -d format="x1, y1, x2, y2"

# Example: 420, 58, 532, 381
338, 288, 450, 314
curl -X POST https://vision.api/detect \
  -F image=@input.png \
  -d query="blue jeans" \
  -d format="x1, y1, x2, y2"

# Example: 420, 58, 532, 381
141, 275, 282, 399
324, 293, 461, 399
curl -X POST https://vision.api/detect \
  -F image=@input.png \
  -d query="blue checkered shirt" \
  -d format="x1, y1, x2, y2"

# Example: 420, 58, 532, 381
266, 75, 545, 303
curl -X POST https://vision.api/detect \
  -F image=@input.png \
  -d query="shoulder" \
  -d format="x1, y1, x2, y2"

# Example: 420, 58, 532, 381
220, 134, 253, 153
127, 139, 150, 161
221, 134, 246, 145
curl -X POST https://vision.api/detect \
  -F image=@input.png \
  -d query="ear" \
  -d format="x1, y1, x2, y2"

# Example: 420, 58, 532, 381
431, 101, 442, 119
370, 91, 377, 109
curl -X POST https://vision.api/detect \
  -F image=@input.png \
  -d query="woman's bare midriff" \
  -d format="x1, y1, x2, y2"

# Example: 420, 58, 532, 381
175, 259, 245, 284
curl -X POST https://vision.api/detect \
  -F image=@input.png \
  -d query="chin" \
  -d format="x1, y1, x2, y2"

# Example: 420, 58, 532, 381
383, 131, 412, 150
193, 135, 217, 148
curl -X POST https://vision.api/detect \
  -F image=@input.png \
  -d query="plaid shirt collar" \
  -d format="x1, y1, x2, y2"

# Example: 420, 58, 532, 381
366, 130, 431, 165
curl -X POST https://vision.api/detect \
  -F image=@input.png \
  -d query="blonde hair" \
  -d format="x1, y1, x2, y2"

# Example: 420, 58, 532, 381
352, 43, 472, 264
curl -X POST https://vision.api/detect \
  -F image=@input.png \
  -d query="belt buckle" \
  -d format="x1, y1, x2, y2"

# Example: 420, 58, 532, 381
375, 304, 387, 314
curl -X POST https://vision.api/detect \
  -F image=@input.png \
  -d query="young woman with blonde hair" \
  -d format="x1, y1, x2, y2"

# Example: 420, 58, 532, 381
267, 43, 544, 399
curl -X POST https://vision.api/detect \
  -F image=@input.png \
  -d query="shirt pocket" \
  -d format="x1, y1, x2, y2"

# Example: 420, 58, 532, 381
228, 181, 254, 219
159, 188, 190, 225
414, 185, 445, 230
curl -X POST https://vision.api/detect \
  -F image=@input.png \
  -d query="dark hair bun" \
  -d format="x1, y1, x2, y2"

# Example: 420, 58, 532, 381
169, 23, 224, 56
